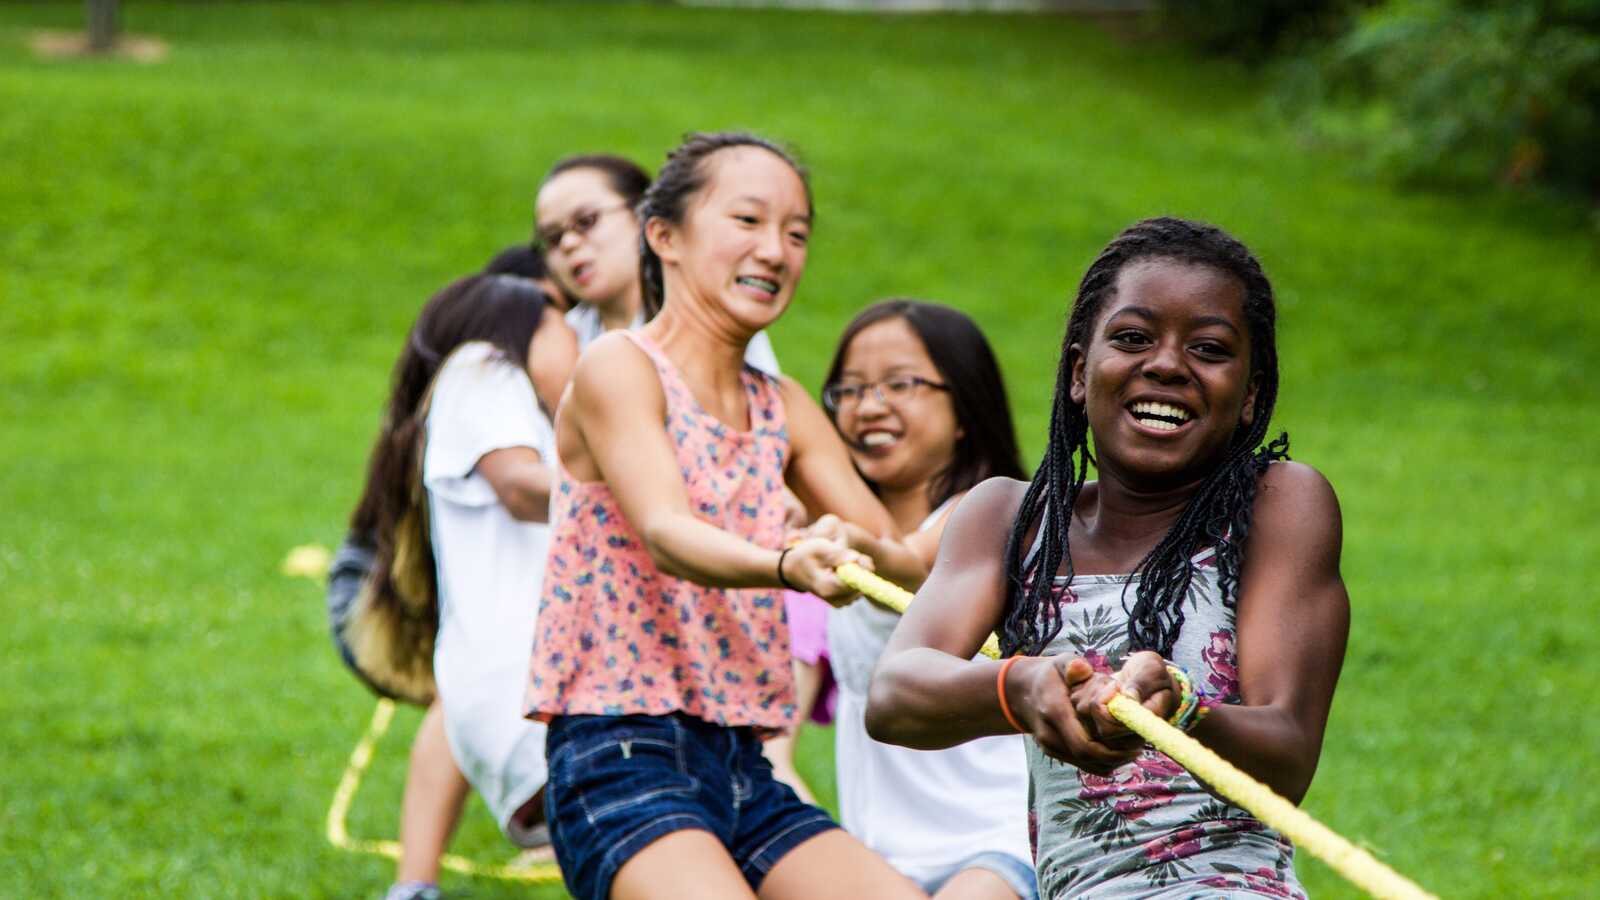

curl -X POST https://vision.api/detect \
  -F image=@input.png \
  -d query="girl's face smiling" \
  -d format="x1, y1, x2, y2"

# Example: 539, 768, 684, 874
1071, 258, 1258, 489
653, 147, 810, 334
535, 167, 640, 308
834, 317, 961, 495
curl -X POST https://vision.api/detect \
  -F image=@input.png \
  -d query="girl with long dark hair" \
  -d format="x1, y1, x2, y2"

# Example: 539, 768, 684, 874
334, 273, 576, 900
815, 299, 1035, 899
866, 219, 1349, 898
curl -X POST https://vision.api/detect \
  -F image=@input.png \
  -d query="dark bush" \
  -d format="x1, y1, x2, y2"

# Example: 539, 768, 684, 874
1299, 0, 1600, 195
1156, 0, 1365, 61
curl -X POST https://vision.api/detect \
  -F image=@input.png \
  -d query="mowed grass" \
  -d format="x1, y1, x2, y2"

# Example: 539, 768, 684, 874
1, 2, 1596, 897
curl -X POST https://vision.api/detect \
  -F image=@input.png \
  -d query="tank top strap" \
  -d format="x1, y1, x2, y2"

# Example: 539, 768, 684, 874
619, 330, 690, 401
742, 361, 786, 439
621, 330, 787, 440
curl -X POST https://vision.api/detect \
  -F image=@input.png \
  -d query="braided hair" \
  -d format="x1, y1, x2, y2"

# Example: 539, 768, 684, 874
999, 217, 1291, 659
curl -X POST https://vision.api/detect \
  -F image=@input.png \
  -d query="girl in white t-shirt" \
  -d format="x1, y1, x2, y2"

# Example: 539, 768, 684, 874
813, 300, 1035, 900
344, 273, 576, 900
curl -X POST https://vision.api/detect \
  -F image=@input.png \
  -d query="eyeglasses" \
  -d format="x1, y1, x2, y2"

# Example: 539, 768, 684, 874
534, 204, 629, 252
822, 375, 949, 412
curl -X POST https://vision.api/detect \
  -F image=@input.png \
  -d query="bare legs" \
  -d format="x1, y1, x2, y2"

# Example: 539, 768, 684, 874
610, 830, 755, 900
934, 867, 1021, 900
609, 828, 927, 900
395, 701, 470, 884
760, 830, 926, 900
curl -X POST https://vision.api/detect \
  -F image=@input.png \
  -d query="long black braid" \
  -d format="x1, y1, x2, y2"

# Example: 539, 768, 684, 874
1000, 217, 1291, 659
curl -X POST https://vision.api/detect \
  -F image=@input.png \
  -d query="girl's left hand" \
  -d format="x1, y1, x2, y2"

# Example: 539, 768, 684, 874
1069, 651, 1180, 749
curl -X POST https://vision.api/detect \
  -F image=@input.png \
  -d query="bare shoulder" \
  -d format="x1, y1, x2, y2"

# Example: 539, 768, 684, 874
570, 332, 658, 407
1255, 460, 1340, 519
1250, 460, 1342, 560
943, 476, 1031, 543
776, 374, 816, 409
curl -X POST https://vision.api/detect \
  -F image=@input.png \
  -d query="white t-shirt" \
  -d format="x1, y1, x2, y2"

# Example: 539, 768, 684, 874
565, 304, 782, 376
424, 342, 554, 846
828, 499, 1034, 885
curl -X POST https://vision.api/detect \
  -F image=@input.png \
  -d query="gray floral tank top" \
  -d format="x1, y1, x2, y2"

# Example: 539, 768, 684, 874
1027, 549, 1307, 899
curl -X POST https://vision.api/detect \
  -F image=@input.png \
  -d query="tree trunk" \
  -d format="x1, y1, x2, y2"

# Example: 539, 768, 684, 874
86, 0, 118, 53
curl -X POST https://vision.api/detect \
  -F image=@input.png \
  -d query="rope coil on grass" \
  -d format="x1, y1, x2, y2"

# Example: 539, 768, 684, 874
325, 698, 564, 884
834, 562, 1438, 900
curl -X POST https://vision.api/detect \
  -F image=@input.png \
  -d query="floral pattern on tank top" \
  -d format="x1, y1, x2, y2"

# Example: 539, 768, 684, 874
1028, 554, 1307, 899
525, 331, 795, 732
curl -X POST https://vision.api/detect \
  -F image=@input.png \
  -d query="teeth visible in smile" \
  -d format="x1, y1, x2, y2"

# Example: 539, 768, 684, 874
737, 276, 779, 293
1131, 401, 1192, 429
860, 432, 896, 447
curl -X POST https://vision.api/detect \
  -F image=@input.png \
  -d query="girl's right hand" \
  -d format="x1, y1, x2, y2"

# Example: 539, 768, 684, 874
1012, 656, 1144, 775
782, 536, 870, 607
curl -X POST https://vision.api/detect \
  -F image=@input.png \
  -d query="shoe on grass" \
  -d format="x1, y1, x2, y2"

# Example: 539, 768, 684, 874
382, 881, 442, 900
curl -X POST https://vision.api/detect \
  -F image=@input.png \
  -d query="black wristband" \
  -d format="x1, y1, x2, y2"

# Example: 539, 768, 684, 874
776, 546, 798, 591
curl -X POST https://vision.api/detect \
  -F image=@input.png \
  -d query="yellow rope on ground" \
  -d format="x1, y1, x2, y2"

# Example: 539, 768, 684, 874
834, 562, 1437, 900
325, 698, 564, 884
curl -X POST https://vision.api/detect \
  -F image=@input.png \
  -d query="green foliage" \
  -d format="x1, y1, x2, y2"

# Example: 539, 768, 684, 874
1295, 0, 1600, 195
1155, 0, 1362, 61
1, 2, 1597, 898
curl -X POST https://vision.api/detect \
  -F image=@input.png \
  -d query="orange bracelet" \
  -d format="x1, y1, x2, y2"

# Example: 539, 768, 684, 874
996, 656, 1027, 734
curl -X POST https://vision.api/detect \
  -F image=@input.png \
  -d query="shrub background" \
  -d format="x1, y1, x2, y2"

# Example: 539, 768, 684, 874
2, 2, 1597, 897
1163, 0, 1600, 204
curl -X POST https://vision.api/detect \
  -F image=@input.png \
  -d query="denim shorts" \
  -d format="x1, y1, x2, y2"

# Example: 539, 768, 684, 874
544, 713, 837, 900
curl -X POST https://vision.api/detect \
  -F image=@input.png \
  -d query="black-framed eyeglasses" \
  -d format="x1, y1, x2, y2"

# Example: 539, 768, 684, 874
533, 204, 629, 252
822, 375, 949, 412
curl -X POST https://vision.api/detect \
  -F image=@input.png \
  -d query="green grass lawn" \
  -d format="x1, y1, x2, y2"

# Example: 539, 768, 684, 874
2, 2, 1596, 897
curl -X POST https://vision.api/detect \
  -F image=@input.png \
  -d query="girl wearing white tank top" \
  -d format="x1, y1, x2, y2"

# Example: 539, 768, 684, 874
813, 300, 1035, 900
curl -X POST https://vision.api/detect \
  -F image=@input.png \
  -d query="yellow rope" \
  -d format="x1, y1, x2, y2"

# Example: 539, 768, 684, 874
324, 698, 564, 884
834, 562, 1437, 900
839, 563, 1002, 660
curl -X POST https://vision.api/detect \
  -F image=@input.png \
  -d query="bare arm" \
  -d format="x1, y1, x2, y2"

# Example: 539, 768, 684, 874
1194, 462, 1348, 802
864, 478, 1164, 774
562, 336, 863, 602
780, 377, 928, 589
1073, 462, 1350, 802
475, 447, 551, 523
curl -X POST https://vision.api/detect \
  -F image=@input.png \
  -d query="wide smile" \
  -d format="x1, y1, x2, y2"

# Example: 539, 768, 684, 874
735, 274, 781, 302
1126, 399, 1196, 436
854, 429, 900, 454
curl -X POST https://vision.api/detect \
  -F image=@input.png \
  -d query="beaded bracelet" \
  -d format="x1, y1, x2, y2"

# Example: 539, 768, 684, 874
1164, 662, 1215, 733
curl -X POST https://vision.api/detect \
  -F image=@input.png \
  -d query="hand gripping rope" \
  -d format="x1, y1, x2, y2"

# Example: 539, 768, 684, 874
833, 562, 1438, 900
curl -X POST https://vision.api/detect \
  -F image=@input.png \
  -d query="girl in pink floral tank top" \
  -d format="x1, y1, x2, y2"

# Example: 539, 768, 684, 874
527, 133, 931, 900
527, 330, 794, 729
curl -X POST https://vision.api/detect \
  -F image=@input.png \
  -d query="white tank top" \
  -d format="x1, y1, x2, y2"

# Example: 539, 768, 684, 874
826, 498, 1034, 884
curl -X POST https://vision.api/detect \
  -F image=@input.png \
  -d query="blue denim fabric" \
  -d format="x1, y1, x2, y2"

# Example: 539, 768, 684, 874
324, 531, 402, 700
919, 850, 1040, 900
544, 713, 837, 900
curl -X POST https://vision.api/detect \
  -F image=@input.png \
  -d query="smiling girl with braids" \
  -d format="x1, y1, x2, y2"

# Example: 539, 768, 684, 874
867, 218, 1350, 898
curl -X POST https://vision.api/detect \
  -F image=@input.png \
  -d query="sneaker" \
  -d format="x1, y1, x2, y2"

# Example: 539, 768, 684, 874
382, 881, 442, 900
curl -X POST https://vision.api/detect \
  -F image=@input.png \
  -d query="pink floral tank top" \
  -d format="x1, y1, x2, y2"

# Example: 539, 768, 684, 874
525, 331, 794, 731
